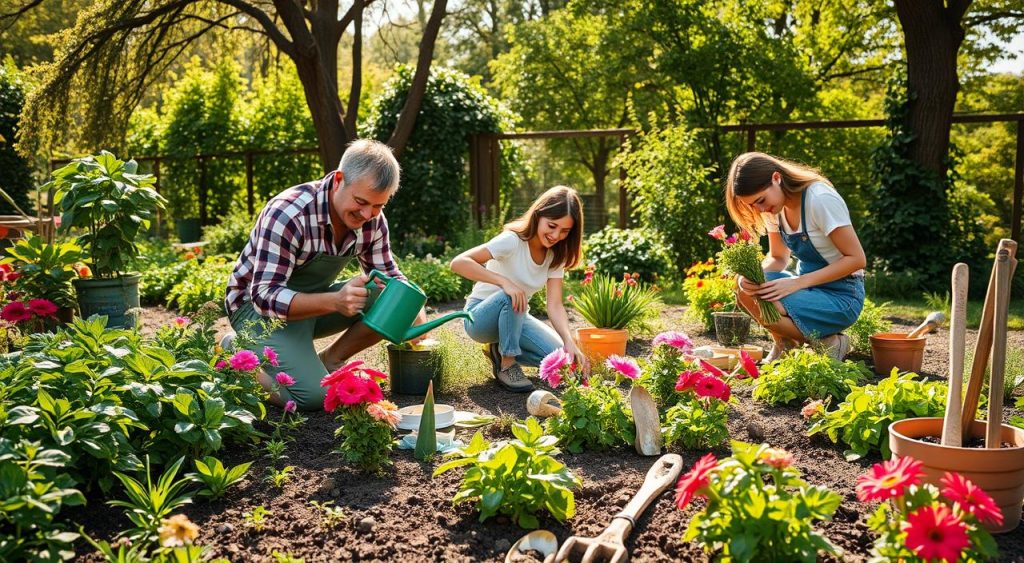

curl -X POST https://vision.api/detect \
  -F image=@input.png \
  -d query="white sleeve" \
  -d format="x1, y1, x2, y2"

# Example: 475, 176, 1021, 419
548, 265, 565, 279
484, 231, 519, 260
807, 185, 852, 235
763, 213, 780, 233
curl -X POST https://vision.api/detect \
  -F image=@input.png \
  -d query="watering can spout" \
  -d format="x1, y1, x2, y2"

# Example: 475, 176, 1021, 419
402, 310, 474, 343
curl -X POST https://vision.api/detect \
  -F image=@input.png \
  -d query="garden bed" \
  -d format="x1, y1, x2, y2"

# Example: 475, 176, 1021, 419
75, 303, 1024, 562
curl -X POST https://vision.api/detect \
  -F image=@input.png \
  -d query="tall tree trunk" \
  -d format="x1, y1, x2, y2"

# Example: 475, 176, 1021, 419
894, 0, 970, 177
293, 52, 352, 171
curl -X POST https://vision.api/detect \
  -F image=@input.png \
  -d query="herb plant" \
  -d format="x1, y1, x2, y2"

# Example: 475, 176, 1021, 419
433, 419, 581, 529
807, 369, 947, 460
107, 456, 195, 544
190, 456, 252, 500
752, 349, 869, 406
243, 505, 271, 532
662, 397, 730, 450
847, 298, 892, 353
677, 441, 842, 562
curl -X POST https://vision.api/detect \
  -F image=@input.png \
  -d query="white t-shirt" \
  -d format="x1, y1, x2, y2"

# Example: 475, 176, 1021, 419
763, 182, 853, 265
466, 231, 565, 304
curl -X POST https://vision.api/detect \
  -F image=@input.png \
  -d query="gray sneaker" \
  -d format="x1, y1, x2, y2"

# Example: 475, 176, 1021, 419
496, 363, 534, 393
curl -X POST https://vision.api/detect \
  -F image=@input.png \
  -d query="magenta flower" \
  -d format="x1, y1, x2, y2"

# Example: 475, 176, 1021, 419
737, 350, 759, 379
652, 331, 693, 353
215, 360, 228, 370
275, 372, 296, 386
28, 299, 59, 317
263, 346, 279, 367
605, 355, 640, 380
284, 400, 297, 413
539, 348, 573, 388
724, 234, 738, 245
173, 316, 189, 328
708, 225, 727, 240
229, 350, 260, 372
1, 301, 32, 323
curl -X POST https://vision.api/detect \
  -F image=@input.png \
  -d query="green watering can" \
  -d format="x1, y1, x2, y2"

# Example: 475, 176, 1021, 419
361, 269, 474, 344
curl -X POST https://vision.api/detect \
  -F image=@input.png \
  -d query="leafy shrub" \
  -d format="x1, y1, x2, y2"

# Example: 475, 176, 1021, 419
0, 61, 35, 216
2, 235, 86, 310
132, 238, 181, 271
141, 260, 198, 305
399, 254, 471, 303
637, 335, 693, 408
864, 265, 924, 300
618, 123, 718, 272
434, 419, 581, 529
677, 442, 842, 562
204, 207, 256, 256
363, 65, 519, 242
682, 259, 735, 332
807, 370, 946, 460
848, 298, 892, 353
583, 227, 673, 283
545, 381, 634, 453
663, 397, 730, 450
167, 258, 234, 313
753, 349, 869, 406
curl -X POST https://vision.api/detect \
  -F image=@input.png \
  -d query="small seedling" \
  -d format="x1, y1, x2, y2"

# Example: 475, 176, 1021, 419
309, 500, 346, 529
265, 465, 295, 488
243, 505, 271, 531
264, 439, 288, 463
272, 551, 305, 563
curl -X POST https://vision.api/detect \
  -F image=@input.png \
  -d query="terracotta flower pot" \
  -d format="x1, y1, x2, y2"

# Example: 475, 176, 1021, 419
889, 417, 1024, 533
870, 332, 927, 375
575, 327, 628, 363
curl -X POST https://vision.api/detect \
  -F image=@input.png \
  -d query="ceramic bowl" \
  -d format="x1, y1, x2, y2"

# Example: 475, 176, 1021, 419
397, 403, 455, 431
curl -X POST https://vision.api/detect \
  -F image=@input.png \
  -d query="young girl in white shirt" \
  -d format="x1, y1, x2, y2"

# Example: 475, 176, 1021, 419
450, 186, 585, 392
725, 152, 867, 362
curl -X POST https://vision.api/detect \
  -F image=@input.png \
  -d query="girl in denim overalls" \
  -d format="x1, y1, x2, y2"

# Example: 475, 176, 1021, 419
724, 152, 867, 362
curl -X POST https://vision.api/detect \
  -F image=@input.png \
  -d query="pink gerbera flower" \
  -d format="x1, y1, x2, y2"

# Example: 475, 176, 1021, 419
229, 350, 260, 372
940, 472, 1004, 527
605, 355, 640, 380
263, 346, 279, 367
215, 360, 227, 370
675, 453, 718, 509
675, 370, 703, 393
539, 348, 573, 388
901, 504, 970, 563
28, 298, 59, 317
694, 375, 730, 401
324, 376, 369, 411
275, 372, 296, 386
856, 456, 925, 503
652, 331, 694, 353
284, 400, 297, 413
0, 301, 32, 323
707, 225, 727, 241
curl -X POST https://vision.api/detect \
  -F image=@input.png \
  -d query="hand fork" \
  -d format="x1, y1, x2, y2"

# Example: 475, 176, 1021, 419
553, 454, 683, 563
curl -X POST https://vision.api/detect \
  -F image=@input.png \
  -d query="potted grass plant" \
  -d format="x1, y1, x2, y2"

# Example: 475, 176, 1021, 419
47, 151, 166, 328
569, 265, 661, 362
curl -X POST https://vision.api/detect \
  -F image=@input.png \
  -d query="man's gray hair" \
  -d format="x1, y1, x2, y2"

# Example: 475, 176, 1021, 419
339, 139, 401, 193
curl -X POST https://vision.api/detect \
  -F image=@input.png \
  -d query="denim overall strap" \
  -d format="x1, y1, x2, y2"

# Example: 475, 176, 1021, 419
779, 189, 830, 277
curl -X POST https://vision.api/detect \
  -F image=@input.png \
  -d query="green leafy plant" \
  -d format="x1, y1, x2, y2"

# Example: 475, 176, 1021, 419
203, 207, 256, 256
583, 227, 674, 283
264, 465, 294, 489
399, 253, 471, 303
662, 397, 730, 450
190, 456, 251, 500
309, 500, 346, 529
2, 235, 87, 310
166, 258, 234, 313
243, 505, 271, 532
569, 265, 661, 330
858, 457, 998, 562
272, 551, 305, 563
753, 349, 869, 406
141, 260, 198, 306
47, 151, 167, 278
682, 259, 735, 332
263, 439, 288, 464
677, 441, 842, 562
107, 456, 195, 543
847, 298, 892, 353
808, 370, 947, 460
433, 419, 582, 529
636, 331, 694, 407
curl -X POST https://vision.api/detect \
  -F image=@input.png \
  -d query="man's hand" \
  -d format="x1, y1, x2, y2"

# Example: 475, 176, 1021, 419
336, 273, 370, 317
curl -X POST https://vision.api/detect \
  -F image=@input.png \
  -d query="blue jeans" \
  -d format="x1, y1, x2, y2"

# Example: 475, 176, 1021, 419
464, 292, 564, 367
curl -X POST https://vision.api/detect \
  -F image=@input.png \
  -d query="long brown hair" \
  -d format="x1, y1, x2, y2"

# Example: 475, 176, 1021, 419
725, 152, 831, 234
506, 185, 584, 269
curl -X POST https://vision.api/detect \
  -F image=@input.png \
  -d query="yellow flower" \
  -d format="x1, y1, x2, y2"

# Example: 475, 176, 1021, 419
158, 514, 199, 547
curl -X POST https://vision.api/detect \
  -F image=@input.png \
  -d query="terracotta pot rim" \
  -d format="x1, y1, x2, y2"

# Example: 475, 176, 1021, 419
575, 327, 629, 335
870, 332, 927, 343
890, 417, 1024, 453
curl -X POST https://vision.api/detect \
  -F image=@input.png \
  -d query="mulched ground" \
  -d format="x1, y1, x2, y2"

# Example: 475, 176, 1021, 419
74, 303, 1024, 562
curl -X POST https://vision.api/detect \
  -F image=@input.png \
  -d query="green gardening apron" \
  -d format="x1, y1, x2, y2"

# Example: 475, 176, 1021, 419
229, 253, 362, 411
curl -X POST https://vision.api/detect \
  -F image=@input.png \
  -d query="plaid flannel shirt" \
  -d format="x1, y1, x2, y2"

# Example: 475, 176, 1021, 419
225, 172, 404, 318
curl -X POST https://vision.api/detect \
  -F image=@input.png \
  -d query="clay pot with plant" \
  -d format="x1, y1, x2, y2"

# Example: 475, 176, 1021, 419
47, 151, 167, 328
569, 266, 661, 363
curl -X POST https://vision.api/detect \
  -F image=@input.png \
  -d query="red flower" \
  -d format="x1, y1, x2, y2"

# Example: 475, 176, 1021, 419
737, 350, 759, 379
324, 376, 369, 411
696, 280, 704, 288
0, 301, 32, 323
698, 359, 728, 380
940, 472, 1004, 527
675, 453, 718, 509
856, 456, 925, 502
27, 299, 58, 317
694, 374, 730, 401
901, 504, 970, 563
738, 230, 752, 242
675, 370, 703, 393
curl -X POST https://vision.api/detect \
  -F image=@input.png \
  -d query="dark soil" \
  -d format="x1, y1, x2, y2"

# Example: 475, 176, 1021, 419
76, 304, 1024, 562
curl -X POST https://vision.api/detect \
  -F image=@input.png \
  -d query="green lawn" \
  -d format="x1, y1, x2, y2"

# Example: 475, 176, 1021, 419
881, 298, 1024, 331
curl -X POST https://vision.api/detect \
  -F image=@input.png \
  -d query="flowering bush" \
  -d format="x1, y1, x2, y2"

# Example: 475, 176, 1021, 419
321, 360, 397, 473
709, 225, 780, 324
2, 234, 87, 310
858, 456, 999, 562
569, 265, 661, 330
637, 330, 694, 407
660, 352, 757, 450
540, 348, 634, 453
677, 441, 842, 562
1, 297, 60, 334
682, 259, 735, 332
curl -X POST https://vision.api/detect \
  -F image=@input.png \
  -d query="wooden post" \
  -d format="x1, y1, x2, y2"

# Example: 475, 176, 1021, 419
746, 128, 756, 152
1012, 119, 1023, 243
246, 152, 255, 216
618, 133, 629, 228
469, 134, 482, 227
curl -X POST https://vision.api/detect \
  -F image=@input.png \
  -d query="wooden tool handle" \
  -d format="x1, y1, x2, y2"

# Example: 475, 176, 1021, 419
617, 454, 684, 524
962, 239, 1018, 439
986, 250, 1013, 448
941, 263, 968, 446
